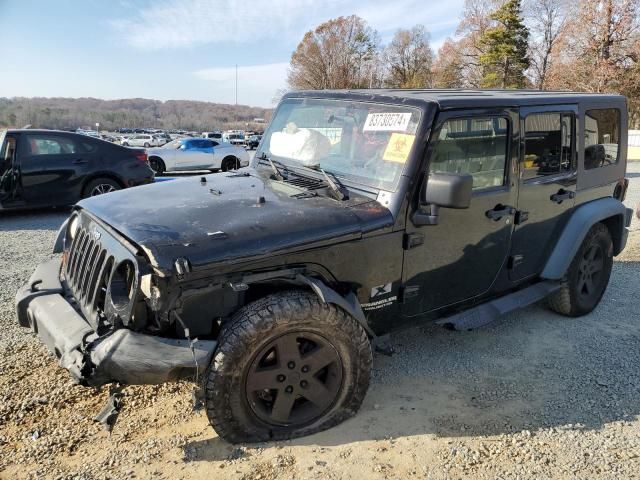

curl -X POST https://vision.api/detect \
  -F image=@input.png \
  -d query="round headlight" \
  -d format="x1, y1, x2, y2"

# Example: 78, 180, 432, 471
68, 215, 79, 241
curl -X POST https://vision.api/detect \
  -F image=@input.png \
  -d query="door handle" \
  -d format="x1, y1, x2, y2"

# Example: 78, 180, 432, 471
485, 204, 515, 221
72, 159, 88, 164
550, 189, 575, 204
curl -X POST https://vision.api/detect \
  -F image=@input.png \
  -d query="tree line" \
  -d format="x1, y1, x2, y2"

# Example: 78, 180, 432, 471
0, 97, 272, 131
287, 0, 640, 127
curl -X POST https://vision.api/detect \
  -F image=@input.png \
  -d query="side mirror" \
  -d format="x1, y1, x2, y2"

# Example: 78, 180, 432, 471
413, 172, 473, 226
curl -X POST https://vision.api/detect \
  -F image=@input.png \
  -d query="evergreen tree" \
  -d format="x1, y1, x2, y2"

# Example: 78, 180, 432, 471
479, 0, 530, 88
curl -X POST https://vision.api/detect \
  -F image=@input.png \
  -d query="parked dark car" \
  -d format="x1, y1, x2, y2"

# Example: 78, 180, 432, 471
246, 134, 262, 150
16, 90, 632, 444
0, 129, 154, 209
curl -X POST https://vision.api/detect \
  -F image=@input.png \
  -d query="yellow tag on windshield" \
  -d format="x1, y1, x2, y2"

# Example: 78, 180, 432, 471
383, 133, 415, 163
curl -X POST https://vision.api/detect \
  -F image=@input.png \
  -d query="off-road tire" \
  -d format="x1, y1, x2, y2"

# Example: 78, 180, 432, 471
548, 223, 613, 317
204, 290, 372, 444
82, 177, 121, 198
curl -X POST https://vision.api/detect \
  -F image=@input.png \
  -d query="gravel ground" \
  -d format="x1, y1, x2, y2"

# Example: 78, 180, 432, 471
0, 165, 639, 480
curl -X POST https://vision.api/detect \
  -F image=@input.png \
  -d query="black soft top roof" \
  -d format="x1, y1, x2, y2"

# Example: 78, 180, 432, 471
285, 89, 626, 110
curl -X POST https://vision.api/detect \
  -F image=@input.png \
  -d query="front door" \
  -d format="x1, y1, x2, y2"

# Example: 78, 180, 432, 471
0, 131, 17, 205
508, 105, 577, 281
402, 108, 519, 316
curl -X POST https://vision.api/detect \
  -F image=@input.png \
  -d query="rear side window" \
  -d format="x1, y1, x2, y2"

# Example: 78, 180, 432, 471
584, 109, 620, 169
430, 116, 509, 190
25, 135, 78, 155
523, 113, 574, 180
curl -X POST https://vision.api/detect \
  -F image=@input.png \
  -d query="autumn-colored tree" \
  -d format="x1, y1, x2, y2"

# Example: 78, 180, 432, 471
479, 0, 530, 88
383, 26, 434, 88
525, 0, 568, 89
546, 0, 639, 91
287, 16, 379, 90
433, 39, 466, 87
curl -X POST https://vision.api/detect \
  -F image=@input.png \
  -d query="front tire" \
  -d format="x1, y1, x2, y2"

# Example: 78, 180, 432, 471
548, 223, 613, 316
204, 290, 372, 443
149, 157, 166, 175
221, 156, 239, 172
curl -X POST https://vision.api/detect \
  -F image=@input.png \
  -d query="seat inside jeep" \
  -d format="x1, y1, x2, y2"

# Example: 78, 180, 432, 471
430, 122, 507, 189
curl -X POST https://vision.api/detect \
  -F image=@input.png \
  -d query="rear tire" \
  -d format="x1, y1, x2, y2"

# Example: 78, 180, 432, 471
82, 177, 121, 198
204, 290, 372, 444
144, 142, 150, 148
548, 223, 613, 317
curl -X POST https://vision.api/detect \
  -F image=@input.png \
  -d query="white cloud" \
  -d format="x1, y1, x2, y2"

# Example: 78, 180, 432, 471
194, 62, 289, 107
112, 0, 464, 50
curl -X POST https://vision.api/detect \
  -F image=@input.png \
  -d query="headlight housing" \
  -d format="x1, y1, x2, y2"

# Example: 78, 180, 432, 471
68, 215, 80, 241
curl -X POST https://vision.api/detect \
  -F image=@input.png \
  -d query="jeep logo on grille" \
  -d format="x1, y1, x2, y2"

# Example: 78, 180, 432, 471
92, 229, 101, 241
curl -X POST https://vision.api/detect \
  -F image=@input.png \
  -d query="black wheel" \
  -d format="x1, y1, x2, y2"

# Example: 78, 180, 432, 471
548, 223, 613, 316
122, 142, 129, 147
221, 156, 239, 172
144, 142, 150, 148
204, 290, 372, 443
82, 177, 121, 198
149, 157, 166, 175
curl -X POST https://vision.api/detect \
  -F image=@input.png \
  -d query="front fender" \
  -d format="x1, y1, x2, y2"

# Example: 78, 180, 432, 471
541, 197, 632, 280
297, 274, 375, 338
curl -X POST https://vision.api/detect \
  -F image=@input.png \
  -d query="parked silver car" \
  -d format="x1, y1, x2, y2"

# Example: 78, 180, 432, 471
146, 137, 249, 174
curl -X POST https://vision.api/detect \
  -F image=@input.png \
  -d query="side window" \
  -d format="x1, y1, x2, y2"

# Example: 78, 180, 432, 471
523, 113, 573, 180
26, 135, 78, 156
584, 108, 620, 169
430, 116, 509, 190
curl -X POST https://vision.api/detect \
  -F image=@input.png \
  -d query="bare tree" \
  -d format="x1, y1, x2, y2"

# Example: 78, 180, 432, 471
287, 16, 379, 90
525, 0, 568, 89
383, 26, 434, 88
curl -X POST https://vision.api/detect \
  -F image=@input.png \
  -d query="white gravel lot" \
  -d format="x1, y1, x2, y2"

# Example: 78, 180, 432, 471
0, 164, 639, 479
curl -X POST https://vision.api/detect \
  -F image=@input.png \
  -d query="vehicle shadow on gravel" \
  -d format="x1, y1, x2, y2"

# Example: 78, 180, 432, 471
185, 261, 640, 461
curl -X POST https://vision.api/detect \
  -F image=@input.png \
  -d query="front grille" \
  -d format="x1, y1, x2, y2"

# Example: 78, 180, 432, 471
64, 213, 139, 329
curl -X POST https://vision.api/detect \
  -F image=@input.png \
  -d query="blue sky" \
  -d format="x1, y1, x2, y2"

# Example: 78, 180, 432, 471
0, 0, 465, 107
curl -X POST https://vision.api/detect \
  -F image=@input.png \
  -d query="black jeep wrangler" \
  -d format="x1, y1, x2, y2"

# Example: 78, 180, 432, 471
16, 90, 633, 443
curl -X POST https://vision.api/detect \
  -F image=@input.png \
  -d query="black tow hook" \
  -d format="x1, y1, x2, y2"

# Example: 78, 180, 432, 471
94, 384, 124, 432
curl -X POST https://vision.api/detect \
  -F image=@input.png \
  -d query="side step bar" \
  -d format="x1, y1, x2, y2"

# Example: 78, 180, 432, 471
436, 281, 561, 331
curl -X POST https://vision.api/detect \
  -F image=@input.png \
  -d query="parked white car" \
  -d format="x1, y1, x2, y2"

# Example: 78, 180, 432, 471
146, 138, 249, 174
122, 134, 161, 148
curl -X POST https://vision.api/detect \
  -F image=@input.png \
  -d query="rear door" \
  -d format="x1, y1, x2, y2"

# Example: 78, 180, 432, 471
508, 105, 577, 281
402, 108, 519, 316
18, 133, 90, 205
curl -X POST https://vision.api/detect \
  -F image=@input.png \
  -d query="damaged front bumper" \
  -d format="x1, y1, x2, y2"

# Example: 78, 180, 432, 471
15, 258, 217, 387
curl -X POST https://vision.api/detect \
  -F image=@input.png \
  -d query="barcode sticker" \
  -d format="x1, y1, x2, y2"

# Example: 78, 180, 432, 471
363, 112, 412, 132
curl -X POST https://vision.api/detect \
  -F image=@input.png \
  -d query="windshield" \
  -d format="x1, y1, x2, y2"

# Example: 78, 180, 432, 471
255, 98, 421, 191
164, 139, 183, 149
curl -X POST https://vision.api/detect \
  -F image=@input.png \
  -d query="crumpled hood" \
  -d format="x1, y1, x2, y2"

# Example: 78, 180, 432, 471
78, 169, 393, 273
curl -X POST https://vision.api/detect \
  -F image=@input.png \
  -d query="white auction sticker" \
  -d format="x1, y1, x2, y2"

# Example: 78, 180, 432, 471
363, 112, 412, 132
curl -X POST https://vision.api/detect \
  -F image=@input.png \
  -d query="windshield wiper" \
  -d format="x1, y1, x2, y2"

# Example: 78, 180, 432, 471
257, 153, 286, 181
311, 166, 349, 201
